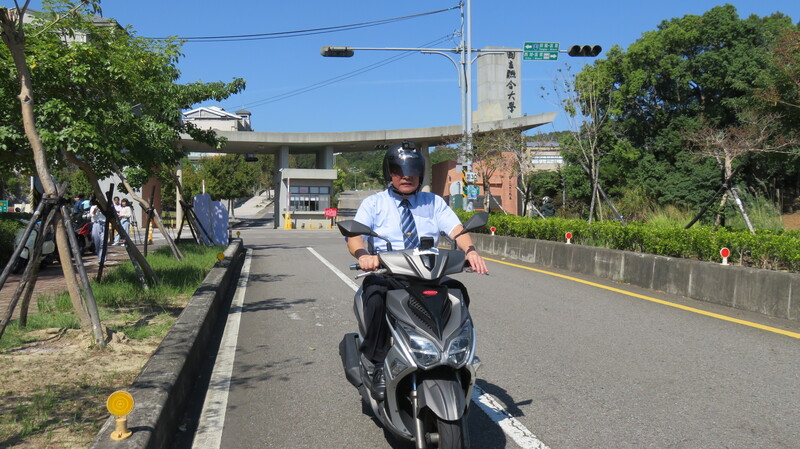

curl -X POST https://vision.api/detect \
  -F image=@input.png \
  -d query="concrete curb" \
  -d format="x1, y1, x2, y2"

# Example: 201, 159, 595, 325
472, 234, 800, 322
90, 239, 246, 449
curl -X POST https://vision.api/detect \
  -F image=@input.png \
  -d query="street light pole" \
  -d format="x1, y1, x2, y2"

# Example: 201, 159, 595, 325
321, 0, 478, 165
464, 0, 473, 155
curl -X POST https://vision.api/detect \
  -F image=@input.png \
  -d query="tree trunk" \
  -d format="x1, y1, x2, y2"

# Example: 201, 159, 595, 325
0, 12, 91, 330
63, 152, 158, 284
729, 188, 756, 234
588, 181, 598, 223
116, 173, 183, 260
17, 203, 58, 326
714, 191, 730, 228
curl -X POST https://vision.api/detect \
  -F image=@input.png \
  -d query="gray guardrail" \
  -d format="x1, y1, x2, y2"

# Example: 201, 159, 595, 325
472, 234, 800, 322
90, 239, 246, 449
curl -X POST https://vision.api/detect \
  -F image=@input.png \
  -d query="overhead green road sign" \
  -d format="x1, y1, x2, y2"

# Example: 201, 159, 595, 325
523, 42, 559, 61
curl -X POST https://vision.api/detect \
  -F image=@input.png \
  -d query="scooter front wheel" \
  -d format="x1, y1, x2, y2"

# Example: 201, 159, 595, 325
431, 417, 467, 449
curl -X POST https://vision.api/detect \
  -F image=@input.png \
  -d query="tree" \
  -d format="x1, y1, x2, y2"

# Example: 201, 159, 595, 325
466, 129, 519, 212
687, 112, 798, 232
548, 64, 624, 222
430, 145, 460, 166
757, 29, 800, 123
0, 1, 244, 341
1, 1, 102, 343
581, 5, 799, 209
497, 131, 547, 217
197, 154, 259, 218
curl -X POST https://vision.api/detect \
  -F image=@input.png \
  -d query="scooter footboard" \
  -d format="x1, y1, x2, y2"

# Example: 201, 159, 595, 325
339, 333, 362, 388
417, 376, 467, 421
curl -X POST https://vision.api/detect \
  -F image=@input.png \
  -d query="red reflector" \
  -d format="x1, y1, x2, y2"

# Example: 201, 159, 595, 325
422, 290, 438, 296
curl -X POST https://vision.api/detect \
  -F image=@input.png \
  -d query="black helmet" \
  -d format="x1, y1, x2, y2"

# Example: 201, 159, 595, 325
382, 140, 425, 186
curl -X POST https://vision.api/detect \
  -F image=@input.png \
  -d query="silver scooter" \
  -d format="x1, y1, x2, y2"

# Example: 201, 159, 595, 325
10, 219, 56, 274
338, 212, 487, 449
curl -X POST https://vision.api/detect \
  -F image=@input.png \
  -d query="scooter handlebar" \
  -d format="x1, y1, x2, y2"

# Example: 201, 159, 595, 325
354, 268, 387, 279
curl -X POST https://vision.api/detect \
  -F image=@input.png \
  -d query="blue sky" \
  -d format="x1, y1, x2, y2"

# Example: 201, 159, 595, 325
26, 1, 800, 134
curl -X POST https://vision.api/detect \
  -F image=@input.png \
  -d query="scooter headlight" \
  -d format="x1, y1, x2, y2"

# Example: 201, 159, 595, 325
398, 323, 441, 368
445, 319, 474, 368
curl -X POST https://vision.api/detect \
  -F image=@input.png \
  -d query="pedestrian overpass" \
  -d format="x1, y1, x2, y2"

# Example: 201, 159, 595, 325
178, 112, 556, 228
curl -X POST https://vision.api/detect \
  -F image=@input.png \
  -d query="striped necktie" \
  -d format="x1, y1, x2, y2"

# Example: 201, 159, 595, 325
399, 199, 419, 249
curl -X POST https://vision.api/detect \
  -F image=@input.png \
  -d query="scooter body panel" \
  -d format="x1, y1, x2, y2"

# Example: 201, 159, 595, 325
418, 377, 467, 421
348, 277, 478, 444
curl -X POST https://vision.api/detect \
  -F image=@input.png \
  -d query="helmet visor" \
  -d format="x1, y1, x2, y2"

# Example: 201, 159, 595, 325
389, 153, 424, 178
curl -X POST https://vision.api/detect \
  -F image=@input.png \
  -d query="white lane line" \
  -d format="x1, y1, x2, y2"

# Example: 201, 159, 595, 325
307, 247, 551, 449
472, 385, 551, 449
192, 249, 252, 449
307, 247, 359, 292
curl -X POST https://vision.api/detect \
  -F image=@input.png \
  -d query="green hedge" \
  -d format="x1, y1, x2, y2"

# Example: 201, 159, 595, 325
456, 211, 800, 272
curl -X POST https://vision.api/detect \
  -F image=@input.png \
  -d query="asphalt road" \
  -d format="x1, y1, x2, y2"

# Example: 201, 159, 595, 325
193, 224, 800, 449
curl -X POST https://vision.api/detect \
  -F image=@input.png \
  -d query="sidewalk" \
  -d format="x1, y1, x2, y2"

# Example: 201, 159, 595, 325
1, 193, 271, 321
231, 190, 273, 221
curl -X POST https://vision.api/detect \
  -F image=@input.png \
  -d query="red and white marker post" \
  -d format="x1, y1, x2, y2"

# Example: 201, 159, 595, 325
565, 232, 573, 244
490, 226, 496, 236
720, 247, 730, 265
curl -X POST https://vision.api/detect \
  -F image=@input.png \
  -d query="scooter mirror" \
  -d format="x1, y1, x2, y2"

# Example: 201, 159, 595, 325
337, 220, 377, 238
451, 212, 489, 244
463, 212, 488, 232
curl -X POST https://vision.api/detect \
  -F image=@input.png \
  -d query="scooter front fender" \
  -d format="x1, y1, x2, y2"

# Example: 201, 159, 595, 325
417, 376, 467, 421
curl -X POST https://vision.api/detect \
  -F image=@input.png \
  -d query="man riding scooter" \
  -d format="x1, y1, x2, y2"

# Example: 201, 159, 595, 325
345, 140, 488, 401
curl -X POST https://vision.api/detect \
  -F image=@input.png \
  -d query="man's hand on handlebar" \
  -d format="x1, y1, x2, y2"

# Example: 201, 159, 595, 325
466, 250, 488, 275
358, 254, 380, 272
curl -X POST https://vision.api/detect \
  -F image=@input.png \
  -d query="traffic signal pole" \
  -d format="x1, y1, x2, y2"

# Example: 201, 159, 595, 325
322, 0, 601, 212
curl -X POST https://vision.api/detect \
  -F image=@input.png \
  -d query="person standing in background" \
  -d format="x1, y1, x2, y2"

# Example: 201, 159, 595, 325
116, 198, 132, 246
111, 196, 121, 244
89, 199, 106, 262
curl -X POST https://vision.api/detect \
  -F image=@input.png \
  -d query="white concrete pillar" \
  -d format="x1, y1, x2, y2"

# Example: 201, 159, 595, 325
420, 143, 431, 193
274, 146, 290, 229
477, 47, 522, 122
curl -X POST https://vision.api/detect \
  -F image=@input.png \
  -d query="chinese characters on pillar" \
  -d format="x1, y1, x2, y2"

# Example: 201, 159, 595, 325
506, 51, 518, 117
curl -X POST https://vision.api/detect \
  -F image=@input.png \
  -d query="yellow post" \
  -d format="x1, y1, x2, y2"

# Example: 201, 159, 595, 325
284, 213, 292, 230
107, 391, 134, 441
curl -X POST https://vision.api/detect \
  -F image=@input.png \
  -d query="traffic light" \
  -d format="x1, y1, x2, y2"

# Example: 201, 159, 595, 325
567, 45, 602, 57
320, 46, 354, 57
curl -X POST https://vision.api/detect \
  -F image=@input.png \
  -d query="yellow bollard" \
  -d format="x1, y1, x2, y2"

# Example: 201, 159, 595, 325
284, 213, 292, 230
106, 390, 134, 440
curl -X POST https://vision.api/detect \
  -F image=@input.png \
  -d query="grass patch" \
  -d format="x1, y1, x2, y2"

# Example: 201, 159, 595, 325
644, 204, 693, 228
93, 244, 224, 309
0, 242, 226, 447
107, 311, 177, 340
1, 243, 223, 351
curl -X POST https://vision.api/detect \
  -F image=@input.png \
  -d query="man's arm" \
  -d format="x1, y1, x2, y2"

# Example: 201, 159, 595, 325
347, 235, 380, 271
449, 225, 488, 274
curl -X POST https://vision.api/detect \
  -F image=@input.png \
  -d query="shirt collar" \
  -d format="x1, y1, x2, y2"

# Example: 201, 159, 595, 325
388, 188, 416, 206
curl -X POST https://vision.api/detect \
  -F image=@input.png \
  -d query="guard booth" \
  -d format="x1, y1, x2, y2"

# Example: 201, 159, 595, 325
278, 168, 338, 230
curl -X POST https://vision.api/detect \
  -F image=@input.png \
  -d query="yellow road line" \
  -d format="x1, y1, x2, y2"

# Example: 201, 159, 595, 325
485, 257, 800, 340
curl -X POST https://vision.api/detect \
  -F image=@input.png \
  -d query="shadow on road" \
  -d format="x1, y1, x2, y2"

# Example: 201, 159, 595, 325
240, 297, 316, 313
476, 378, 533, 417
354, 385, 510, 449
